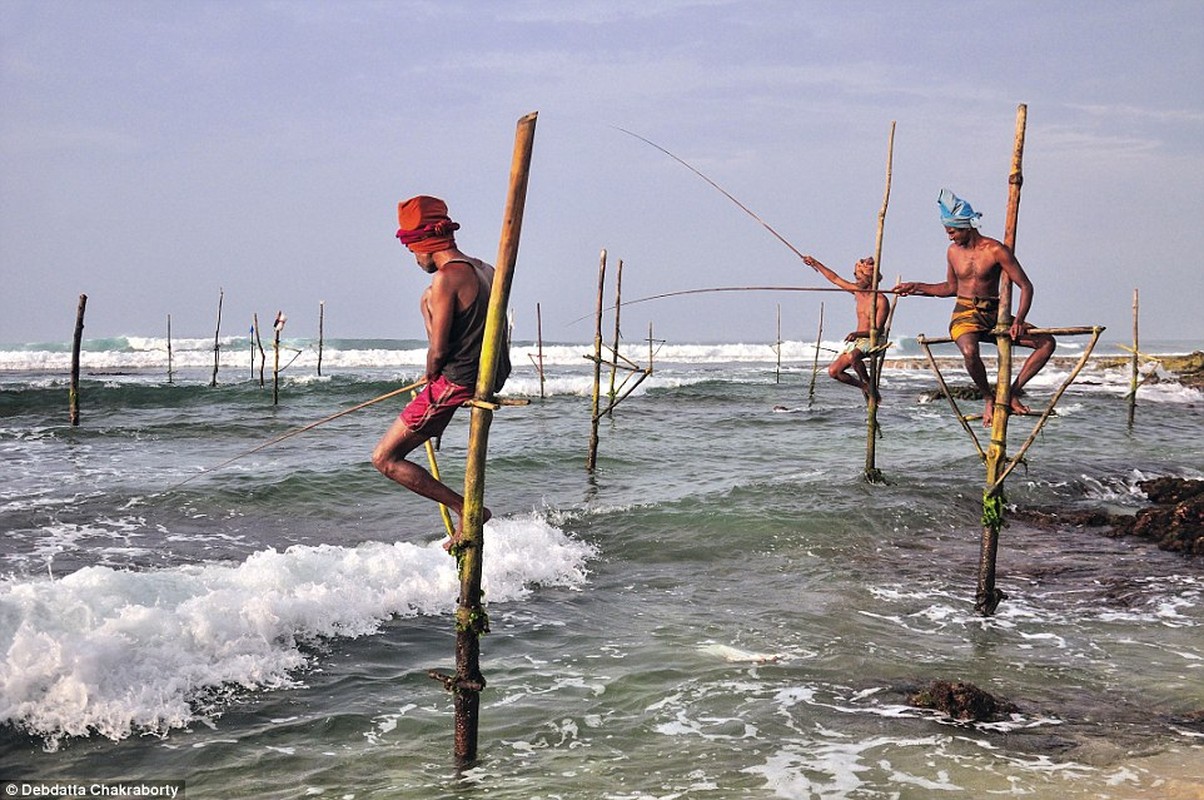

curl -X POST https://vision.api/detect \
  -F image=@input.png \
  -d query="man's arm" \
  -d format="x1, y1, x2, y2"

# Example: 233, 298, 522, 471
422, 271, 457, 381
802, 255, 857, 292
894, 257, 957, 297
994, 242, 1035, 338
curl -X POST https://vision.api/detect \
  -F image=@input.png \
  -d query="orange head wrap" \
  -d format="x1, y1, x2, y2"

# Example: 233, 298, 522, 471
396, 195, 460, 253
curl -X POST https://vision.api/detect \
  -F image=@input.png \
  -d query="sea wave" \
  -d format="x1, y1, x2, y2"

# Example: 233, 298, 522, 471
0, 514, 596, 748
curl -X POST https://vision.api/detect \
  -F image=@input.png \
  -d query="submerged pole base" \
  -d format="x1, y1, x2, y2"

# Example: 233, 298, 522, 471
974, 587, 1007, 617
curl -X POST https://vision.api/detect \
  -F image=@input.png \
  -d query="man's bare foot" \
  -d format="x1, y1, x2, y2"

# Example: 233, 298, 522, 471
983, 396, 995, 427
443, 506, 492, 552
1008, 395, 1031, 415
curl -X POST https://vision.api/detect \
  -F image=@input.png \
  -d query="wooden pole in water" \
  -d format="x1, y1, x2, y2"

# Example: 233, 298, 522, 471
647, 321, 655, 375
69, 294, 87, 426
1127, 288, 1139, 427
317, 300, 325, 377
452, 110, 537, 767
535, 303, 546, 399
253, 313, 266, 387
808, 302, 824, 407
587, 249, 607, 473
272, 311, 285, 405
167, 314, 174, 384
775, 304, 782, 384
864, 121, 895, 483
209, 288, 223, 387
607, 259, 624, 417
977, 103, 1027, 617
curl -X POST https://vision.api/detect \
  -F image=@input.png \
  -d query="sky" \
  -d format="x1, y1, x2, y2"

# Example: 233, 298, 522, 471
2, 0, 1202, 348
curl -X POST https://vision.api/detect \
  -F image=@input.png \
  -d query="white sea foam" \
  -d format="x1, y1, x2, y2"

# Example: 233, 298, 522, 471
0, 514, 595, 747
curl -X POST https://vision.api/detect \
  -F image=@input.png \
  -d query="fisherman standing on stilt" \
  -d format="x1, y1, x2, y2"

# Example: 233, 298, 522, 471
802, 254, 890, 404
372, 195, 511, 547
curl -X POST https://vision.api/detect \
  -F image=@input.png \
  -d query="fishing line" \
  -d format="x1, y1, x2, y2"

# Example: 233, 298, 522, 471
161, 378, 427, 493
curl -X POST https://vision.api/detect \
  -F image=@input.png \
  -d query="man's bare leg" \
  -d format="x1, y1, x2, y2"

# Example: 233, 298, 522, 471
829, 354, 878, 403
956, 334, 995, 427
371, 417, 491, 547
1009, 332, 1057, 414
851, 356, 880, 403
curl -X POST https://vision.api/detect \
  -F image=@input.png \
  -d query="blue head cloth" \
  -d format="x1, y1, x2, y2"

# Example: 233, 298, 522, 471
938, 188, 982, 229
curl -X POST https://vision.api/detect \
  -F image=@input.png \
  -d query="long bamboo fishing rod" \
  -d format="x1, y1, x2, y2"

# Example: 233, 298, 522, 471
616, 127, 810, 262
163, 378, 427, 492
569, 284, 902, 326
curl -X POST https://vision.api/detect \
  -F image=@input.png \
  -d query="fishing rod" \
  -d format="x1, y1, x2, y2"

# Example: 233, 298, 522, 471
162, 378, 427, 493
615, 126, 810, 262
568, 284, 902, 325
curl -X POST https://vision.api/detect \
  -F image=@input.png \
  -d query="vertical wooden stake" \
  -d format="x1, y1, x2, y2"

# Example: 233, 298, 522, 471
587, 249, 607, 473
864, 121, 895, 483
166, 314, 174, 385
775, 303, 782, 384
253, 313, 266, 387
808, 302, 824, 407
977, 103, 1027, 617
535, 303, 546, 399
1127, 288, 1139, 427
210, 288, 224, 387
69, 294, 87, 426
607, 259, 624, 416
272, 311, 285, 405
455, 110, 537, 768
647, 321, 655, 376
318, 300, 325, 377
249, 321, 255, 380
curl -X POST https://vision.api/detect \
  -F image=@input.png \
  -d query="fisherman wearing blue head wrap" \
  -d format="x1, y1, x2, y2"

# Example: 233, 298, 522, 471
937, 188, 982, 229
894, 190, 1056, 425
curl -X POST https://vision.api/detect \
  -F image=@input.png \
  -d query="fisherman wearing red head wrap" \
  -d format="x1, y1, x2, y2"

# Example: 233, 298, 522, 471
373, 195, 510, 549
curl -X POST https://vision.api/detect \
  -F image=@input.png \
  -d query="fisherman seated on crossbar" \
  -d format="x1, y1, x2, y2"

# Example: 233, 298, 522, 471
802, 254, 890, 403
894, 189, 1055, 426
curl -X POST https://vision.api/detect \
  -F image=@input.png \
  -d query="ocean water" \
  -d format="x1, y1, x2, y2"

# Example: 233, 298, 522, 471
1, 335, 1202, 799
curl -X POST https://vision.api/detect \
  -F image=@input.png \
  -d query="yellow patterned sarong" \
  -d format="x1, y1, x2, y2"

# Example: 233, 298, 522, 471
949, 296, 999, 341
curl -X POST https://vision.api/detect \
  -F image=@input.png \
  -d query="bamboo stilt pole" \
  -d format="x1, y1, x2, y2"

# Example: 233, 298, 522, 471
272, 311, 285, 405
253, 314, 266, 387
318, 301, 325, 378
775, 304, 782, 384
536, 303, 546, 399
808, 303, 824, 407
167, 314, 174, 384
1127, 288, 1139, 427
210, 288, 223, 388
607, 259, 624, 416
864, 121, 895, 484
69, 294, 87, 426
249, 322, 255, 380
450, 110, 537, 768
587, 249, 607, 473
976, 103, 1027, 617
647, 322, 655, 376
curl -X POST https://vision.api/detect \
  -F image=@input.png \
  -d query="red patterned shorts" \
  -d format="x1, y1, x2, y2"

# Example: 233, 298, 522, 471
400, 375, 474, 437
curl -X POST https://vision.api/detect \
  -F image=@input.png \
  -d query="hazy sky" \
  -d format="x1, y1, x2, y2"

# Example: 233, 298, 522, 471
2, 0, 1202, 347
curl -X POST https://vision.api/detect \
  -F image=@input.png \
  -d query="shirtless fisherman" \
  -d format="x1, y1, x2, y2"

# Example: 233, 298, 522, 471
894, 189, 1055, 425
372, 195, 509, 547
801, 254, 891, 403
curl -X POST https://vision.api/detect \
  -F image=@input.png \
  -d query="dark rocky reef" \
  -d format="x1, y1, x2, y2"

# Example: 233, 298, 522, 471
1015, 477, 1203, 555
